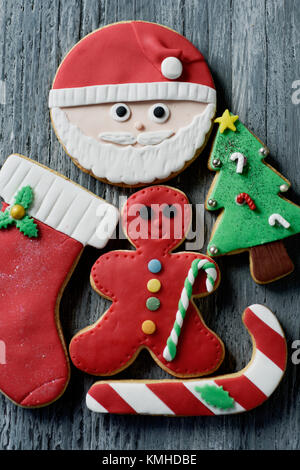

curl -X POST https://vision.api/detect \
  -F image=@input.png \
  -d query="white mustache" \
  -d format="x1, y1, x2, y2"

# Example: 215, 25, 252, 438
99, 130, 174, 146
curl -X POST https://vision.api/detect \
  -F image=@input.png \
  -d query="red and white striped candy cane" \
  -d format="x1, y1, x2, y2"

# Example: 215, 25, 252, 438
86, 304, 286, 416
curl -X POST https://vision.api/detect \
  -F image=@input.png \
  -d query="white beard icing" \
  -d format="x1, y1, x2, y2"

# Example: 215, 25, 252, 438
51, 103, 216, 185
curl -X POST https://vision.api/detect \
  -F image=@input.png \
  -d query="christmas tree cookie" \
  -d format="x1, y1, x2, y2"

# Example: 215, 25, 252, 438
205, 110, 300, 284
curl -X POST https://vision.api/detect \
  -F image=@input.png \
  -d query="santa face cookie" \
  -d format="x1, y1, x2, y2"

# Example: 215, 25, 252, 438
49, 21, 216, 187
70, 186, 224, 379
0, 154, 118, 408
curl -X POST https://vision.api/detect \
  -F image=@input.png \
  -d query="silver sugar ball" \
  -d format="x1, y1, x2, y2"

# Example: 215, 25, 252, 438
259, 147, 269, 157
208, 199, 217, 208
209, 245, 219, 255
212, 158, 222, 168
280, 184, 289, 193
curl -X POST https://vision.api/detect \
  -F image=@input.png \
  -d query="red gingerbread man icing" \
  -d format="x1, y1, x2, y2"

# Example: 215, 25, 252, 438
70, 186, 224, 378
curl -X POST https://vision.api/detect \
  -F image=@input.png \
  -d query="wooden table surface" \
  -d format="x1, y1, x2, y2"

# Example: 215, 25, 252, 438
0, 0, 299, 450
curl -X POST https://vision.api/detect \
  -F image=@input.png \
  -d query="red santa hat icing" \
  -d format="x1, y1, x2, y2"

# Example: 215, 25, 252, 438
49, 21, 216, 108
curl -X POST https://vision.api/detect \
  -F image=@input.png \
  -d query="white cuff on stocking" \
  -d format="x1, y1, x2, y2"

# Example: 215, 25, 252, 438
0, 154, 119, 248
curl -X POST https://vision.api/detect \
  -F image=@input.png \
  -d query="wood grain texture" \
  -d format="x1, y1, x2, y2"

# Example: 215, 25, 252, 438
0, 0, 300, 450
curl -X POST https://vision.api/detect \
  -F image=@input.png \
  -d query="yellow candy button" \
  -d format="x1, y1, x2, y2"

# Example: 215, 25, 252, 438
142, 320, 156, 335
10, 204, 25, 220
147, 279, 161, 293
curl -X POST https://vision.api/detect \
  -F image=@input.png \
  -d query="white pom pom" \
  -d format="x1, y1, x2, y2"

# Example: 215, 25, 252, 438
161, 57, 183, 80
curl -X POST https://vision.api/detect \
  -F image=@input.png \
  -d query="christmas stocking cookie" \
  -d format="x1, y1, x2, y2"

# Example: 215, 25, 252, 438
0, 154, 118, 407
70, 186, 224, 378
86, 304, 287, 416
206, 110, 300, 284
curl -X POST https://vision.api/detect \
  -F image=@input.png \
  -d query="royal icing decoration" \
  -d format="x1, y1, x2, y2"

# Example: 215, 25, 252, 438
235, 192, 256, 210
0, 186, 38, 238
268, 213, 290, 229
86, 305, 287, 416
0, 154, 118, 408
163, 258, 217, 362
214, 109, 239, 134
194, 384, 234, 410
49, 21, 216, 186
70, 186, 224, 378
230, 152, 247, 174
206, 111, 300, 284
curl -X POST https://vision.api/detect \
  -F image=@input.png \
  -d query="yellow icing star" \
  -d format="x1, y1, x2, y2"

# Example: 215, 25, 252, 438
214, 109, 239, 133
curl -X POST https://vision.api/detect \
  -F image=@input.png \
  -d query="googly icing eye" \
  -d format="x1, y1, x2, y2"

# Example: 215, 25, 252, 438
110, 103, 131, 122
139, 205, 154, 220
148, 103, 170, 123
162, 204, 177, 219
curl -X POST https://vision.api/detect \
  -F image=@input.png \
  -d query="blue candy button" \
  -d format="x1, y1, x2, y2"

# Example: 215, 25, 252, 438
148, 259, 162, 274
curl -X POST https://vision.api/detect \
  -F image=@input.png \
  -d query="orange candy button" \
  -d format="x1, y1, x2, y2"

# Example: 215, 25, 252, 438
142, 320, 156, 335
147, 279, 161, 293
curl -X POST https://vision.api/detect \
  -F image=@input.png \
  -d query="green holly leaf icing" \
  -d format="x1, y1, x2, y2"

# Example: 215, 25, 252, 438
0, 210, 14, 229
14, 185, 34, 209
16, 216, 38, 238
195, 385, 235, 410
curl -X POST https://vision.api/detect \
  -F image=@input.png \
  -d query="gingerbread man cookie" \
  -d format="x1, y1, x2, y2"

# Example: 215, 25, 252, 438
70, 186, 224, 378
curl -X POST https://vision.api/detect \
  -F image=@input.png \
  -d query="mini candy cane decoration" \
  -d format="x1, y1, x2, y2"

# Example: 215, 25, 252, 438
269, 213, 290, 229
163, 258, 217, 362
235, 192, 256, 210
230, 152, 247, 174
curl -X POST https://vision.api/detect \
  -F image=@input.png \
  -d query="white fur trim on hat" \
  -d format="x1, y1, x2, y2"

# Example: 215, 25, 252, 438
49, 81, 216, 108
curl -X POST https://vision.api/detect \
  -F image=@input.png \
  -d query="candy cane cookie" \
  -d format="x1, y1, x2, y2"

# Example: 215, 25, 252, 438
86, 305, 286, 416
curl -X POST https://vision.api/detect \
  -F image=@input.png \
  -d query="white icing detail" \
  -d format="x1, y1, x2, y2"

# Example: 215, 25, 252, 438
183, 380, 245, 415
0, 340, 6, 365
148, 103, 170, 123
49, 82, 216, 108
110, 103, 131, 122
0, 155, 119, 248
230, 152, 246, 174
51, 103, 216, 185
181, 289, 189, 310
268, 213, 290, 229
162, 347, 172, 362
249, 304, 284, 337
99, 132, 137, 145
244, 349, 284, 397
171, 330, 178, 345
86, 394, 108, 413
161, 57, 183, 80
109, 383, 175, 415
137, 130, 174, 146
176, 311, 183, 327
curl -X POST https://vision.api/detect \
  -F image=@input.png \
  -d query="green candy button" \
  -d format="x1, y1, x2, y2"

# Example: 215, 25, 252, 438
146, 297, 160, 311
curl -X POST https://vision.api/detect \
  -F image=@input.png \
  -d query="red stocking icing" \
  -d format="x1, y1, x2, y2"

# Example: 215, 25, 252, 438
0, 154, 118, 407
70, 186, 224, 378
86, 305, 287, 416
